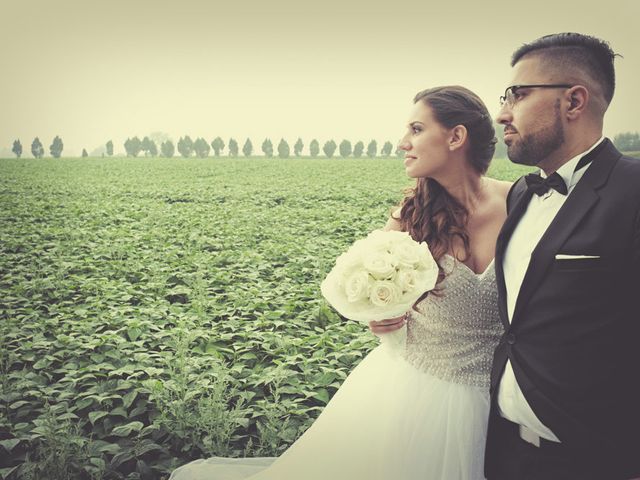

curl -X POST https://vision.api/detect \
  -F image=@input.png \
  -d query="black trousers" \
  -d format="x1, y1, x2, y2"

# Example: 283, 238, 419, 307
485, 414, 614, 480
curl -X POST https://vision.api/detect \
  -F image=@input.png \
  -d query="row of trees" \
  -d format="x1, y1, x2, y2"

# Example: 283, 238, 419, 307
12, 137, 92, 159
122, 136, 401, 159
12, 137, 65, 159
9, 132, 640, 159
613, 132, 640, 152
10, 136, 402, 159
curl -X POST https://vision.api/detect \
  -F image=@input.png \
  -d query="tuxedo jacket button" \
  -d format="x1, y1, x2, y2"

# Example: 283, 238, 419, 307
506, 333, 516, 345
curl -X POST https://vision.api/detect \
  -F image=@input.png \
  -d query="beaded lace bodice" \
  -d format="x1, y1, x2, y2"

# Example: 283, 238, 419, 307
403, 254, 503, 388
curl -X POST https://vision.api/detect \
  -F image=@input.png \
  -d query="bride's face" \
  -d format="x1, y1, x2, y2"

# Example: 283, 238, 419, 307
399, 102, 452, 179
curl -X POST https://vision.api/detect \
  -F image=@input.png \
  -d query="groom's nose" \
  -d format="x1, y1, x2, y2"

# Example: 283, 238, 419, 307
496, 101, 514, 126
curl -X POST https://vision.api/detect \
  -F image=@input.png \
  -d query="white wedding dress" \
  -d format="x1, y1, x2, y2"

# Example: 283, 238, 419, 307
170, 255, 503, 480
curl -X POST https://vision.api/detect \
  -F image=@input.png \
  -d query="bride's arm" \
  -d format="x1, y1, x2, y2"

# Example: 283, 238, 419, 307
369, 315, 406, 334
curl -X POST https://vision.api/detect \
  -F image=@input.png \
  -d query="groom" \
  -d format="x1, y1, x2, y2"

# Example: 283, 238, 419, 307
485, 33, 640, 479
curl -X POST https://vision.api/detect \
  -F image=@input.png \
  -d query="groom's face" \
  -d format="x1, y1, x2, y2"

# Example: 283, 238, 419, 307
497, 56, 566, 167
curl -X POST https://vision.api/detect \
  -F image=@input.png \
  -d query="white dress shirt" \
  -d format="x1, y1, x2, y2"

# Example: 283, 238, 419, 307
497, 137, 605, 442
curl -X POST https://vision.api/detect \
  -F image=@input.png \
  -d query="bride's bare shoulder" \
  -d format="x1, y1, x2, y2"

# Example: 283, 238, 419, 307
485, 177, 513, 202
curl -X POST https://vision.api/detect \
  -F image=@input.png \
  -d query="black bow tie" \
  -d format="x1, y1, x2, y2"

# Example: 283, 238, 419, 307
523, 139, 608, 197
525, 172, 568, 196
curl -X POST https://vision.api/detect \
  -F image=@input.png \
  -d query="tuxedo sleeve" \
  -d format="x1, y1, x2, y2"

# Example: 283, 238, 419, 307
634, 203, 640, 273
629, 200, 640, 477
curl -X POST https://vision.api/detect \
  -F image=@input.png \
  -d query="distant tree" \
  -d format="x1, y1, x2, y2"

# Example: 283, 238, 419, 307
211, 136, 225, 156
492, 122, 507, 158
161, 140, 175, 158
12, 139, 22, 158
381, 141, 393, 157
395, 143, 404, 158
132, 137, 143, 157
261, 138, 273, 157
492, 130, 507, 158
323, 140, 337, 158
31, 137, 44, 158
242, 138, 253, 157
613, 131, 640, 152
124, 137, 142, 157
228, 138, 239, 157
131, 137, 142, 157
294, 138, 304, 156
278, 139, 290, 158
49, 136, 64, 158
177, 136, 193, 158
141, 136, 151, 155
366, 139, 377, 158
193, 137, 210, 158
148, 140, 158, 156
90, 145, 106, 157
493, 139, 507, 159
309, 139, 320, 158
106, 140, 114, 156
353, 141, 364, 158
339, 139, 352, 158
82, 148, 88, 157
141, 136, 158, 157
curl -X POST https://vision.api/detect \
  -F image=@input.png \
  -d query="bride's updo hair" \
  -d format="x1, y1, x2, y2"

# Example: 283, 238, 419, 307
395, 86, 497, 270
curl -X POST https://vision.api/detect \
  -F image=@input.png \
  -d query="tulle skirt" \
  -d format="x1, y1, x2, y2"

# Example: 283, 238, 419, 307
170, 345, 490, 480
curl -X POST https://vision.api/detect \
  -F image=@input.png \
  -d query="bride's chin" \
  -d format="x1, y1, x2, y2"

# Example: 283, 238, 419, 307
405, 168, 420, 179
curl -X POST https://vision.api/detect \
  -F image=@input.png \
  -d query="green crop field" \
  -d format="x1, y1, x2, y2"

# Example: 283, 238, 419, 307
0, 156, 533, 479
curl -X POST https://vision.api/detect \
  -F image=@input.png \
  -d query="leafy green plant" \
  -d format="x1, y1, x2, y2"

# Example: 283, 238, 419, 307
251, 368, 301, 456
0, 156, 524, 476
16, 402, 100, 480
145, 326, 248, 458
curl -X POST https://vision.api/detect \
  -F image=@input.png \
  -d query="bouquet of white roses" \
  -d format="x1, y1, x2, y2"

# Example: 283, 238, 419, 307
320, 229, 439, 354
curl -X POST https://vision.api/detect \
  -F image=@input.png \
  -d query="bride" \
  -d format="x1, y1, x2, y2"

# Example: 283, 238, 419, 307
170, 85, 510, 480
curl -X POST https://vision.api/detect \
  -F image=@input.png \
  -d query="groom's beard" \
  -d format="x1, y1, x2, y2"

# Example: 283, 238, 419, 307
507, 101, 565, 167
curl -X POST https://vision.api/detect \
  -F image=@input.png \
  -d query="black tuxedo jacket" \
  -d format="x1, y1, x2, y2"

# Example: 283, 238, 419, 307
485, 139, 640, 478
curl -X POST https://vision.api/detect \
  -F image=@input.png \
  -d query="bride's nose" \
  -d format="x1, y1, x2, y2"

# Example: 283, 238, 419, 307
398, 137, 411, 151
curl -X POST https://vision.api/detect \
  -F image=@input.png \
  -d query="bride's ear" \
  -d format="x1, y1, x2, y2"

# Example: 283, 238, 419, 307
448, 125, 468, 151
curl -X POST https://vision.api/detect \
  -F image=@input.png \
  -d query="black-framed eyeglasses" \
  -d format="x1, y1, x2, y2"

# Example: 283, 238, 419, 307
499, 84, 574, 107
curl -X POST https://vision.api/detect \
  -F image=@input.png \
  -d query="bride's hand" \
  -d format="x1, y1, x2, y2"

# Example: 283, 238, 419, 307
369, 314, 407, 335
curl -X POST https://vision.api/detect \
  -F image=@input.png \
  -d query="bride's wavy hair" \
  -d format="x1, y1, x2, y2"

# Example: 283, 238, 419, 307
395, 86, 497, 279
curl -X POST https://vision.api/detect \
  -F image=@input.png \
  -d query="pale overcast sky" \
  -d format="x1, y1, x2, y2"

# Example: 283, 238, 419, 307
1, 0, 638, 156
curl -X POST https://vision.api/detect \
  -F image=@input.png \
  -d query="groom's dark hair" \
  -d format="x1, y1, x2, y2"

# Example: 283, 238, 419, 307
512, 33, 618, 105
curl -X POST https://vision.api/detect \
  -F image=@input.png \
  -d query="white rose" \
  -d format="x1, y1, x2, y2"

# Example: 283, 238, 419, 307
395, 269, 417, 294
391, 242, 423, 268
321, 230, 440, 323
366, 230, 403, 252
369, 280, 400, 307
410, 241, 430, 265
344, 270, 371, 303
335, 250, 361, 270
417, 257, 440, 280
365, 229, 394, 244
363, 252, 397, 280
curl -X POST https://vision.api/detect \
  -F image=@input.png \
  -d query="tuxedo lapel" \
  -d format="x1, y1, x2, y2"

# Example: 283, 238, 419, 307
495, 179, 532, 329
510, 140, 620, 325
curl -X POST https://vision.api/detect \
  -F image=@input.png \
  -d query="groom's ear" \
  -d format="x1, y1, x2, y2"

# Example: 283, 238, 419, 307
565, 85, 589, 120
448, 125, 468, 151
